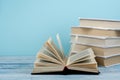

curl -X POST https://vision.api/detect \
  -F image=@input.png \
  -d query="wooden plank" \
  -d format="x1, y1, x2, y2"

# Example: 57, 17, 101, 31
0, 56, 120, 80
0, 56, 35, 63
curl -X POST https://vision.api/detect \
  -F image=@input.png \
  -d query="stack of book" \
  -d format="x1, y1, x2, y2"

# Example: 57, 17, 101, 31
70, 18, 120, 67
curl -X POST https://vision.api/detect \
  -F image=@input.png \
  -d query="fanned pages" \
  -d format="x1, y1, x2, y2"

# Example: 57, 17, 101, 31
31, 34, 99, 74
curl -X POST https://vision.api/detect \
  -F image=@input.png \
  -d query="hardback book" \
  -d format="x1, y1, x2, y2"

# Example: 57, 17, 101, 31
70, 44, 120, 57
71, 34, 120, 47
71, 27, 120, 37
79, 18, 120, 29
96, 54, 120, 67
31, 34, 99, 75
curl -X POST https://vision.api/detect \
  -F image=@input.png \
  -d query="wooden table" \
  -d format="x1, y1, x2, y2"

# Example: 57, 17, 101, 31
0, 56, 120, 80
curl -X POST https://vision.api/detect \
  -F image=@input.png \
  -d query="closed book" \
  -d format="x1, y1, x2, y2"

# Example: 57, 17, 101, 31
96, 55, 120, 67
72, 27, 120, 37
70, 44, 120, 57
79, 18, 120, 29
71, 34, 120, 47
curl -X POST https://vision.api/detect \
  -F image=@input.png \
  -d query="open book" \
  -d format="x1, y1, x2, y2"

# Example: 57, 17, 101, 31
31, 34, 99, 75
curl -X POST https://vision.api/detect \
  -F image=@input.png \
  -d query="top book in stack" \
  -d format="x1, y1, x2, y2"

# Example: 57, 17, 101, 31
71, 18, 120, 37
79, 18, 120, 30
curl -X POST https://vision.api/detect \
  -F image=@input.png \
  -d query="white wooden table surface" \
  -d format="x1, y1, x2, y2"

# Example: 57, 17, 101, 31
0, 56, 120, 80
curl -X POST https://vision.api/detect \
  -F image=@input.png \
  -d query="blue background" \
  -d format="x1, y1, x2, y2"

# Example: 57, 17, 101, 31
0, 0, 120, 56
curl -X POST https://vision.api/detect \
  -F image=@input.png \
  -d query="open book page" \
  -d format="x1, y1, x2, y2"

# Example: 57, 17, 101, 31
37, 49, 62, 65
34, 59, 61, 66
46, 38, 64, 64
32, 65, 64, 73
67, 58, 98, 73
42, 43, 61, 62
56, 34, 65, 60
32, 38, 65, 74
66, 48, 98, 73
67, 64, 98, 73
32, 57, 64, 73
67, 48, 95, 65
